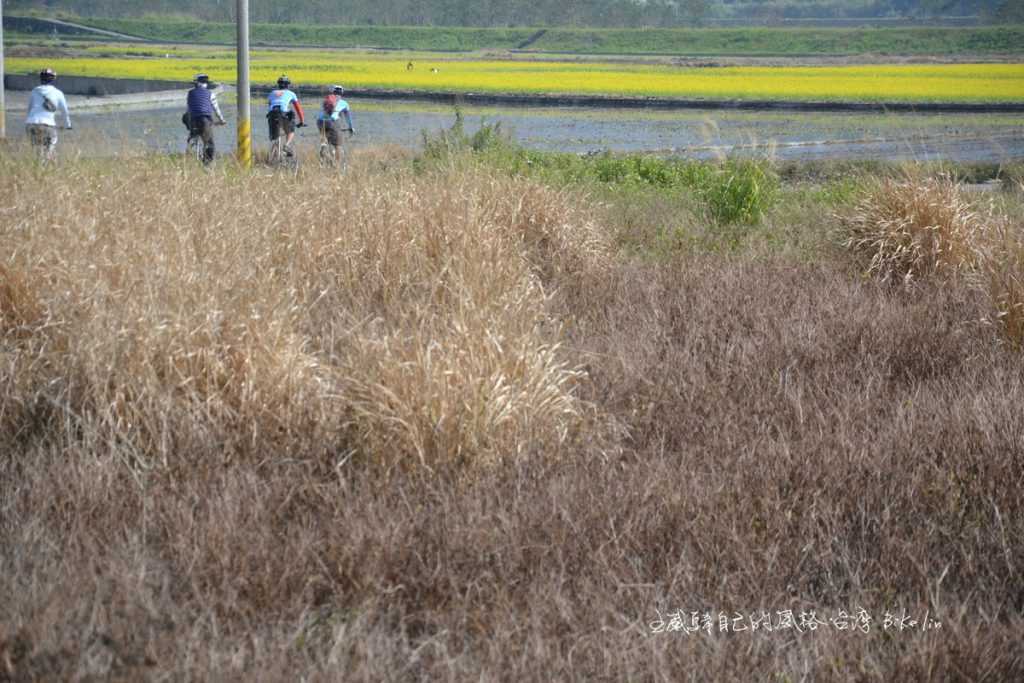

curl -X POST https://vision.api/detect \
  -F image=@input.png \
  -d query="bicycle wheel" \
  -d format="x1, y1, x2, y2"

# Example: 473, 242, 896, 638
42, 143, 57, 166
29, 126, 57, 166
318, 142, 335, 169
268, 136, 283, 167
287, 146, 299, 173
282, 138, 299, 173
33, 138, 56, 166
187, 136, 204, 163
337, 143, 349, 173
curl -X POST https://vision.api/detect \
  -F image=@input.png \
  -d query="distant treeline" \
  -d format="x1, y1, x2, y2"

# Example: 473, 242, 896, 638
8, 0, 1024, 27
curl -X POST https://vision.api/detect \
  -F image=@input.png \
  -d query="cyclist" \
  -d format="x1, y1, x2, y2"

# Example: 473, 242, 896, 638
317, 85, 355, 167
267, 75, 305, 157
25, 68, 72, 162
181, 73, 226, 164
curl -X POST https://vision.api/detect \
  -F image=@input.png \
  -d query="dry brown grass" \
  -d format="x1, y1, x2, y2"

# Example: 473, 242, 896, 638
837, 171, 988, 284
0, 156, 610, 470
2, 152, 1023, 681
837, 169, 1024, 349
973, 214, 1024, 348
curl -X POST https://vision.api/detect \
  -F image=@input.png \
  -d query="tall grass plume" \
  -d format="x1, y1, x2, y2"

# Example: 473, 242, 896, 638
837, 171, 987, 283
0, 155, 609, 469
973, 216, 1024, 348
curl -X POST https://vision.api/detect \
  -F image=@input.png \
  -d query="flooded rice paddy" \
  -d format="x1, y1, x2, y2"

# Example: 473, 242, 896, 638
5, 95, 1024, 163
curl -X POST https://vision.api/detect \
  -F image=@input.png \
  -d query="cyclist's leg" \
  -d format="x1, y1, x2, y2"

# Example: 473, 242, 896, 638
26, 124, 40, 151
267, 110, 283, 161
26, 124, 42, 150
268, 110, 281, 142
283, 113, 296, 154
27, 124, 57, 162
324, 121, 343, 166
197, 116, 215, 163
317, 120, 330, 164
188, 116, 202, 153
44, 127, 58, 163
319, 119, 337, 164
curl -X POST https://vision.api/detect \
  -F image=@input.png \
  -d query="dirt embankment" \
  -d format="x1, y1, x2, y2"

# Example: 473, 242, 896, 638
2, 15, 148, 42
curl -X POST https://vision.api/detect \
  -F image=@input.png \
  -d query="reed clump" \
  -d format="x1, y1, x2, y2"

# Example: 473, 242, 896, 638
314, 168, 611, 467
837, 171, 988, 284
0, 156, 609, 468
973, 215, 1024, 348
836, 169, 1024, 348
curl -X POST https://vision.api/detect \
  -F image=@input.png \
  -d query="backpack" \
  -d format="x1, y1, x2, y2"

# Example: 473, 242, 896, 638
42, 94, 57, 113
322, 94, 338, 116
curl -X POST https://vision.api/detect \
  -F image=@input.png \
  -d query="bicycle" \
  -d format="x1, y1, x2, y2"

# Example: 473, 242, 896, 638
268, 131, 300, 173
186, 133, 205, 164
318, 127, 352, 171
35, 139, 57, 166
185, 120, 224, 166
29, 125, 66, 166
268, 118, 303, 173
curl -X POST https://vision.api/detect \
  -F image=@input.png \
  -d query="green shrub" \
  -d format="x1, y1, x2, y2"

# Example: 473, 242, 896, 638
419, 109, 514, 169
418, 115, 780, 227
702, 158, 780, 225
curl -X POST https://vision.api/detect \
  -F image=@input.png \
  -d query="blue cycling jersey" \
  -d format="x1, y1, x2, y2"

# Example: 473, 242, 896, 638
268, 89, 299, 113
317, 98, 350, 122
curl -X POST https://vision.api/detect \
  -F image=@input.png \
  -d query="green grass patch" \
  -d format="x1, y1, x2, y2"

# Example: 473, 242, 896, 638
530, 26, 1024, 56
80, 17, 536, 51
418, 111, 780, 230
45, 16, 1024, 56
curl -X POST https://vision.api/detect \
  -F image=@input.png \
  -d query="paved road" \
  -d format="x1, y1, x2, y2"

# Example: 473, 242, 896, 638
5, 87, 224, 113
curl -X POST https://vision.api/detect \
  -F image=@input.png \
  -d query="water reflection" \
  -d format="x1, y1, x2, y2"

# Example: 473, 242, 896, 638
5, 96, 1023, 163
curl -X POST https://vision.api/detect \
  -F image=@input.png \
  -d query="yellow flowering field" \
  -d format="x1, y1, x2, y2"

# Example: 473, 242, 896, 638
8, 48, 1024, 102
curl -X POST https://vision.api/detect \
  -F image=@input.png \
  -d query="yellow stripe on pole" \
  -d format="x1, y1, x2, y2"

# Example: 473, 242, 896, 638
237, 117, 251, 168
237, 0, 251, 169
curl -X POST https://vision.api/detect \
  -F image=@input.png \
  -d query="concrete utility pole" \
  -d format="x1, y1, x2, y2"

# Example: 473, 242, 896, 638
1, 0, 7, 141
236, 0, 251, 167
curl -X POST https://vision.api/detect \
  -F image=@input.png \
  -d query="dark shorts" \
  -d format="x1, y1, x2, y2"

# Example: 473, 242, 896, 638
267, 109, 295, 141
183, 113, 214, 143
317, 119, 340, 146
